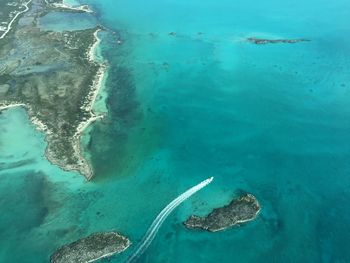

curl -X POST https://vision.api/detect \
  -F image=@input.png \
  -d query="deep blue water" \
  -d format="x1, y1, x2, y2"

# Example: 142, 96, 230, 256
1, 0, 350, 262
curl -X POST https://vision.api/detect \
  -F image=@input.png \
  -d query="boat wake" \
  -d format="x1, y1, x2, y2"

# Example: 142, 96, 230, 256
125, 177, 214, 263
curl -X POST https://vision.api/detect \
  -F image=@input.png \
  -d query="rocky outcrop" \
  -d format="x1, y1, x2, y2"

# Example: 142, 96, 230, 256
184, 194, 260, 232
50, 232, 131, 263
247, 37, 310, 45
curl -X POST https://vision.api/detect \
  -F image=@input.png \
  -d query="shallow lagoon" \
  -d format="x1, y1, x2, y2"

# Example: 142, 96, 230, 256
39, 11, 97, 32
1, 0, 350, 262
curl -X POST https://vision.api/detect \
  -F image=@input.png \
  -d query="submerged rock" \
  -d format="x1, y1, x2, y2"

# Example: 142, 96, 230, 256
184, 194, 261, 232
50, 232, 131, 263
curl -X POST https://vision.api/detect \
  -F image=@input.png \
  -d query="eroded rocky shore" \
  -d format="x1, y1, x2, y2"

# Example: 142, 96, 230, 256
184, 194, 261, 232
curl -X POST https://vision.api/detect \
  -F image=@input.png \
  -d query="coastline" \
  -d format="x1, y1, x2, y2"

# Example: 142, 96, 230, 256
0, 102, 51, 133
44, 0, 93, 13
44, 27, 108, 180
0, 3, 108, 181
52, 3, 93, 13
0, 103, 26, 111
71, 28, 108, 180
0, 0, 33, 39
88, 29, 102, 62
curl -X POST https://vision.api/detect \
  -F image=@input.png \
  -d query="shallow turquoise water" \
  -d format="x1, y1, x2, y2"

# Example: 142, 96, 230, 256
39, 11, 97, 31
1, 0, 350, 262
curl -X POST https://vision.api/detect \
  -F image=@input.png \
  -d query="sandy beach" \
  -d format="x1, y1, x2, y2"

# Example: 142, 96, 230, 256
0, 103, 51, 135
76, 29, 107, 139
69, 27, 108, 180
47, 0, 93, 13
0, 103, 26, 111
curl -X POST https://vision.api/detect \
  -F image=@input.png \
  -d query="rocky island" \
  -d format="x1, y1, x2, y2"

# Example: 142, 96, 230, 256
247, 37, 310, 45
184, 194, 261, 232
0, 0, 106, 179
50, 232, 131, 263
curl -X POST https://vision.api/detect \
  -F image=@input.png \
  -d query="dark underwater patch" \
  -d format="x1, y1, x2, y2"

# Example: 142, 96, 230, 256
0, 171, 52, 234
0, 158, 35, 170
87, 62, 142, 179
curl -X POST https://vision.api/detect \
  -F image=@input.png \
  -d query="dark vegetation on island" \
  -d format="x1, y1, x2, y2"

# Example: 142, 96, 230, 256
0, 0, 104, 179
50, 232, 131, 263
184, 194, 261, 232
247, 37, 310, 45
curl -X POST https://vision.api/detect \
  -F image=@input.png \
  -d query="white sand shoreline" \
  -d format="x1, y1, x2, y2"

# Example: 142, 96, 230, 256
0, 103, 26, 111
0, 102, 51, 132
70, 28, 108, 180
75, 29, 107, 139
44, 0, 93, 13
0, 0, 33, 40
52, 3, 93, 13
88, 29, 102, 62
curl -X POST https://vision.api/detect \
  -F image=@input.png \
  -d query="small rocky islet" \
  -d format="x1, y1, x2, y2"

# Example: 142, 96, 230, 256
184, 194, 261, 232
50, 232, 131, 263
247, 37, 310, 45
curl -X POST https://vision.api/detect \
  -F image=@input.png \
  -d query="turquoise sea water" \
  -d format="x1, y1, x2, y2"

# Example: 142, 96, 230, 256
1, 0, 350, 262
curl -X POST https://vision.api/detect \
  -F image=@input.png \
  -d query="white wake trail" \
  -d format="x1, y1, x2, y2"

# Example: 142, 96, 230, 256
126, 177, 214, 263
